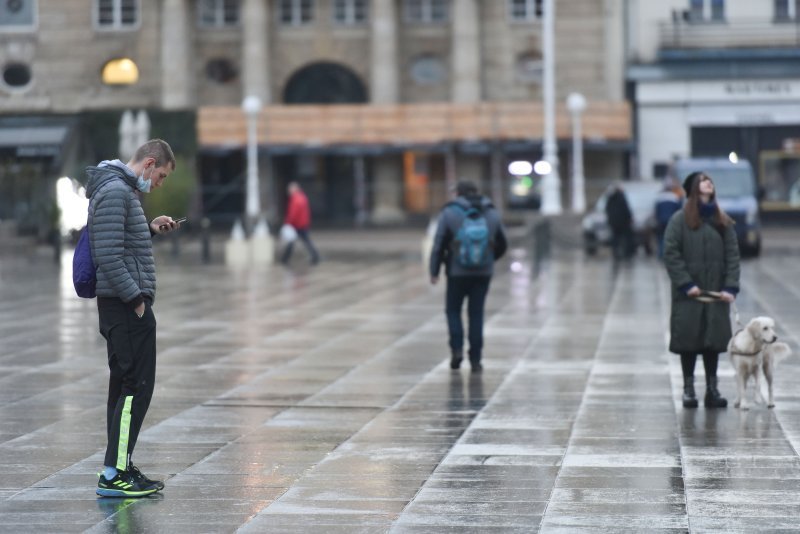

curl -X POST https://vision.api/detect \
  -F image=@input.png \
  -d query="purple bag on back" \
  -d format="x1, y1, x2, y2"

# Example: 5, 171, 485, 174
73, 224, 96, 298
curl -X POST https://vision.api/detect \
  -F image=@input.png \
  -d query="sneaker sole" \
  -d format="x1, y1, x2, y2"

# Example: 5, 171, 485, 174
96, 487, 158, 498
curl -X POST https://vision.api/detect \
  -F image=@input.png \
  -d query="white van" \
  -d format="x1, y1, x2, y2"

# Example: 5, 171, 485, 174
672, 158, 761, 257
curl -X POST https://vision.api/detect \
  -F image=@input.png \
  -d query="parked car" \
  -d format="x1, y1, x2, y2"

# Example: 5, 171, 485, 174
671, 158, 761, 257
582, 181, 661, 256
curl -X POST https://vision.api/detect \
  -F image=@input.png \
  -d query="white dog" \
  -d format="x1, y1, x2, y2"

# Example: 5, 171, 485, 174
728, 316, 791, 410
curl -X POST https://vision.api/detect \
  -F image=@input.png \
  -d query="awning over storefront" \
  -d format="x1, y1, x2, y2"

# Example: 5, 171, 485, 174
0, 117, 73, 159
198, 101, 631, 151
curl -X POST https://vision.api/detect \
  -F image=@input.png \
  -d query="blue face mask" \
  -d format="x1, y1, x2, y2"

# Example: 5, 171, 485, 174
136, 166, 153, 193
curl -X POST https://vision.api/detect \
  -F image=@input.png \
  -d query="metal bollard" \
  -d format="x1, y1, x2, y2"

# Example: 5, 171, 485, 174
531, 218, 551, 278
201, 217, 211, 264
52, 230, 61, 265
170, 230, 180, 258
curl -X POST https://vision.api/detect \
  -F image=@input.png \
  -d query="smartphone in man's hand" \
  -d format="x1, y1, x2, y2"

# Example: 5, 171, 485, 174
159, 217, 187, 231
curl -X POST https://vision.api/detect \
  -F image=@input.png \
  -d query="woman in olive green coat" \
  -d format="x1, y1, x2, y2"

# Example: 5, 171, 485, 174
663, 171, 741, 409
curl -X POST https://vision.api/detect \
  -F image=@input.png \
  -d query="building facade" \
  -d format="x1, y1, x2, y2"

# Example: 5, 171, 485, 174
0, 0, 632, 230
627, 0, 800, 212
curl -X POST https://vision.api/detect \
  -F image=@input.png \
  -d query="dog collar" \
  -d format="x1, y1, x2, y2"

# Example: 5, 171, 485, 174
730, 347, 761, 357
730, 328, 774, 357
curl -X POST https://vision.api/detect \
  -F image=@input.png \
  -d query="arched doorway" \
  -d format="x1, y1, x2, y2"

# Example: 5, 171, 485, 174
279, 62, 370, 224
283, 62, 368, 104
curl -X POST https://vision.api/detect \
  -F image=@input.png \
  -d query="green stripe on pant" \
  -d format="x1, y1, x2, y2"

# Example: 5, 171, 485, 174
116, 396, 133, 470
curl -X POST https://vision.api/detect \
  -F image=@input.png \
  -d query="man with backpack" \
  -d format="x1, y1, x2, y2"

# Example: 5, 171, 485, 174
429, 180, 507, 372
84, 139, 179, 497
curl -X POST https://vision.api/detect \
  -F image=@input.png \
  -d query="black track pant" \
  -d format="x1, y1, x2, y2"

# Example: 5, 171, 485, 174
98, 297, 157, 470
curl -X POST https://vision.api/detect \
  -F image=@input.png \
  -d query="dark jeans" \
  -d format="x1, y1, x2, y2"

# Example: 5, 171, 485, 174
445, 276, 491, 363
610, 227, 634, 259
98, 297, 157, 470
281, 229, 319, 264
656, 225, 667, 259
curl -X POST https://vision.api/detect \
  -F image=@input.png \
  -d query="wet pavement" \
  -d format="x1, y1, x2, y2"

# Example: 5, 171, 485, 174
2, 228, 800, 533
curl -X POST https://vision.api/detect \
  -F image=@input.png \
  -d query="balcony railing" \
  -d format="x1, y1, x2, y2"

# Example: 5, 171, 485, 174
659, 20, 800, 49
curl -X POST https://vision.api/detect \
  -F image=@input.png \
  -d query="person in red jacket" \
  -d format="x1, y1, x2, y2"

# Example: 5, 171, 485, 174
281, 181, 320, 265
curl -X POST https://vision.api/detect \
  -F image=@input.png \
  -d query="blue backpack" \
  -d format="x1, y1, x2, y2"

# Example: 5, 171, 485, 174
454, 206, 491, 269
72, 216, 96, 299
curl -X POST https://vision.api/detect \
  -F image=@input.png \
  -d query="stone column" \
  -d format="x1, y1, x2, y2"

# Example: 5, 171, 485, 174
370, 0, 399, 103
372, 156, 405, 223
369, 0, 402, 223
604, 0, 625, 101
161, 0, 192, 108
242, 0, 271, 103
451, 0, 481, 102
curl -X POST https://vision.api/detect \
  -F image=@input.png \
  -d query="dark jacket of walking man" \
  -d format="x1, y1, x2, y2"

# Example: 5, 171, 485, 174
86, 139, 179, 498
429, 181, 507, 372
281, 181, 320, 265
605, 183, 634, 259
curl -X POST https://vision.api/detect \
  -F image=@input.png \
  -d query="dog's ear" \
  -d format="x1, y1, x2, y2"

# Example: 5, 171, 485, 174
747, 319, 762, 341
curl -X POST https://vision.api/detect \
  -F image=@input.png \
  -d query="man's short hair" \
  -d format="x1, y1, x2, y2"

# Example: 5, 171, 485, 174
133, 139, 176, 170
456, 180, 479, 197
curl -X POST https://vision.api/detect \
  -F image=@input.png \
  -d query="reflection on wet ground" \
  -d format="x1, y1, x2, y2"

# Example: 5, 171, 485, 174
1, 240, 800, 532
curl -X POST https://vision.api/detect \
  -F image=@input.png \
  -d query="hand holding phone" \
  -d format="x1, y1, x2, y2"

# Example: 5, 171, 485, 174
159, 217, 187, 231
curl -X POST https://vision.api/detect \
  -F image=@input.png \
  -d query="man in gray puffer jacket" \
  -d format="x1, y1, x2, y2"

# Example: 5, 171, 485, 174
86, 139, 181, 498
429, 181, 507, 372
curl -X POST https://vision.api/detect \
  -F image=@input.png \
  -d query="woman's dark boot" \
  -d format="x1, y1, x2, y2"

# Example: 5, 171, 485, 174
450, 349, 463, 370
682, 375, 698, 408
704, 377, 728, 408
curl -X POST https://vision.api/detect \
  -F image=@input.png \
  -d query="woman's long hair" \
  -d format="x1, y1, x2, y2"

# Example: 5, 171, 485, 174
683, 171, 734, 231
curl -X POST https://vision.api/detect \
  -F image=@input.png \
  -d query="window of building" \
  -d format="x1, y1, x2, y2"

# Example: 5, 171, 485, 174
205, 58, 237, 83
0, 0, 36, 30
516, 52, 542, 83
410, 55, 445, 85
508, 0, 542, 21
101, 58, 139, 85
710, 0, 724, 20
404, 0, 448, 24
279, 0, 313, 26
333, 0, 367, 24
688, 0, 725, 22
2, 62, 31, 88
95, 0, 139, 29
198, 0, 239, 27
775, 0, 800, 20
688, 0, 704, 20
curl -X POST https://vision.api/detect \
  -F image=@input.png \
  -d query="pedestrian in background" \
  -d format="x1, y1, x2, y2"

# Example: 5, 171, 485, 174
429, 180, 507, 373
281, 181, 320, 266
654, 177, 683, 258
87, 139, 179, 497
663, 171, 740, 409
605, 182, 634, 260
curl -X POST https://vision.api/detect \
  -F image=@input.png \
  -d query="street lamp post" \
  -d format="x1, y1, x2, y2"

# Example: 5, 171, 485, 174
566, 92, 587, 213
242, 95, 262, 227
540, 0, 562, 215
226, 95, 273, 267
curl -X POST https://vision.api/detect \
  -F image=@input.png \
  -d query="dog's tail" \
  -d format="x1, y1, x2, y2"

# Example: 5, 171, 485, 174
766, 342, 792, 365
